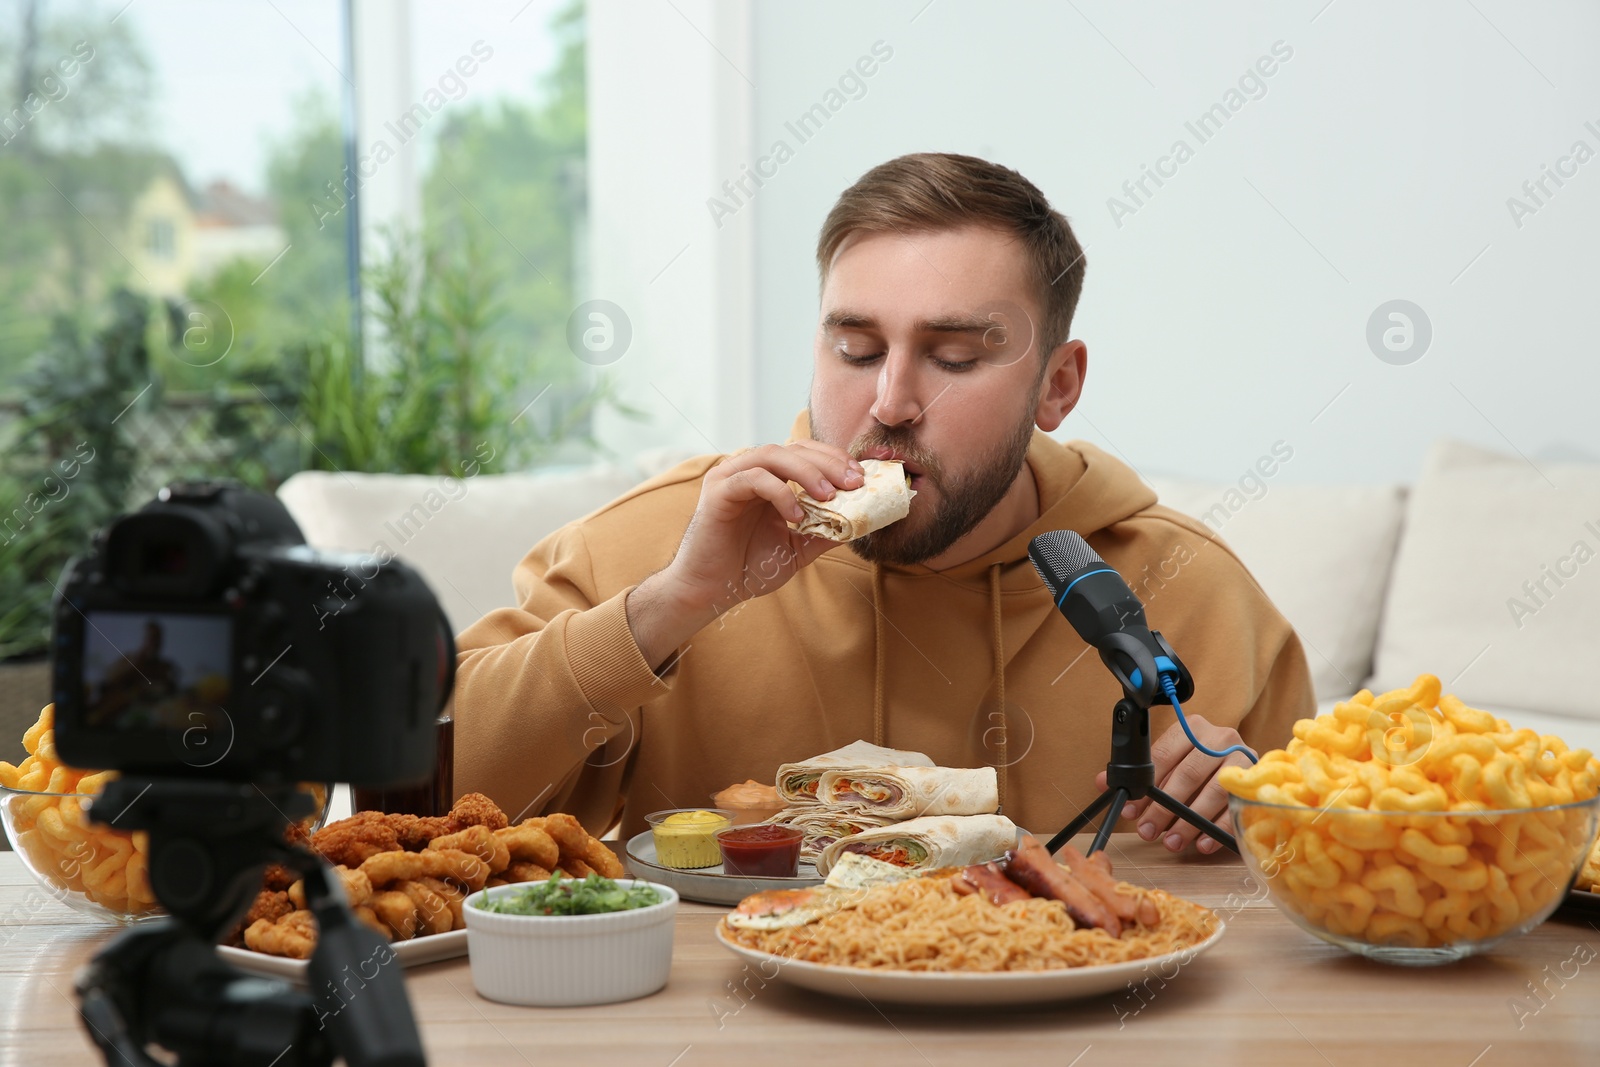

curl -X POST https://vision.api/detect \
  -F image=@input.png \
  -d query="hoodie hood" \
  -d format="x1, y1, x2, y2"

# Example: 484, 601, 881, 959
788, 409, 1158, 583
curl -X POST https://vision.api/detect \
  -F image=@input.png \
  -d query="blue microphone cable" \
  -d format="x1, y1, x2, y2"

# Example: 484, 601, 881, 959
1160, 672, 1258, 764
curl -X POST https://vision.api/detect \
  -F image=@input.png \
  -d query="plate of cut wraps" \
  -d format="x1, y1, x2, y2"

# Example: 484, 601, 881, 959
626, 741, 1025, 905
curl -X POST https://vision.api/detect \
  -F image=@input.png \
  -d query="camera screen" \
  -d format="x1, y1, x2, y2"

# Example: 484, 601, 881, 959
82, 611, 232, 730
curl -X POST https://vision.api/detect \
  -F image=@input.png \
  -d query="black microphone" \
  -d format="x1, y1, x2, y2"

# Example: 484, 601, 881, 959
1030, 531, 1241, 855
1027, 530, 1192, 706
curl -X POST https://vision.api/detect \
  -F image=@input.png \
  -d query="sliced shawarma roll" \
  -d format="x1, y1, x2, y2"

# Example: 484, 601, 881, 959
815, 814, 1020, 876
790, 459, 915, 541
775, 740, 934, 804
817, 765, 999, 819
768, 808, 898, 859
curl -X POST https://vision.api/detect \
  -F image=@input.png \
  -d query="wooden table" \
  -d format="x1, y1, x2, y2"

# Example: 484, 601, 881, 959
3, 835, 1597, 1066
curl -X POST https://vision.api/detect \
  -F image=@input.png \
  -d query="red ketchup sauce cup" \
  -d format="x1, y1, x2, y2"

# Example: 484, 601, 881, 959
716, 824, 805, 878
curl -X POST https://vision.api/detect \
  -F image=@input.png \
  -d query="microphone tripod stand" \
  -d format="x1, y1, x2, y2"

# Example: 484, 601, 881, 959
1046, 634, 1238, 856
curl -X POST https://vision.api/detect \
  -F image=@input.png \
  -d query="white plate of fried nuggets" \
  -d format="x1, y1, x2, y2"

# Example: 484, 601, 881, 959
218, 794, 626, 979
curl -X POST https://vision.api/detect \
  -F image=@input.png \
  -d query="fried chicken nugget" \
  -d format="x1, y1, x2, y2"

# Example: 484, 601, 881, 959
493, 824, 559, 870
506, 862, 553, 883
360, 848, 490, 892
244, 910, 318, 959
246, 888, 296, 926
311, 811, 400, 867
446, 792, 509, 832
388, 814, 456, 851
396, 879, 453, 935
418, 876, 465, 926
352, 905, 388, 938
284, 817, 311, 850
334, 865, 373, 908
429, 825, 510, 874
290, 866, 374, 911
227, 888, 295, 946
262, 863, 298, 892
369, 889, 419, 940
541, 813, 626, 879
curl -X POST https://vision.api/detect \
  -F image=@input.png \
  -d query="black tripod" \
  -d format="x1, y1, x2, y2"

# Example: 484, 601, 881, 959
76, 778, 427, 1067
1047, 633, 1238, 856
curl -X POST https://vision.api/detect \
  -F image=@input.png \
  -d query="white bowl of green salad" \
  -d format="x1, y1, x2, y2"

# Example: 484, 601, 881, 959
463, 874, 679, 1006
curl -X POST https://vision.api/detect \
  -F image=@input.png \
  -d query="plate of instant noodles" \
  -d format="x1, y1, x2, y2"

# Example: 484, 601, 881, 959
715, 837, 1225, 1006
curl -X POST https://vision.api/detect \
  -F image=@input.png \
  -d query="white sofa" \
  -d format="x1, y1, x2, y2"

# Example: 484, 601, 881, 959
279, 438, 1600, 754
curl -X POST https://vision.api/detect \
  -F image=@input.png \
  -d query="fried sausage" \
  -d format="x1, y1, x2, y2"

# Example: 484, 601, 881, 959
955, 862, 1031, 906
1057, 844, 1141, 922
1057, 845, 1163, 927
1004, 835, 1122, 937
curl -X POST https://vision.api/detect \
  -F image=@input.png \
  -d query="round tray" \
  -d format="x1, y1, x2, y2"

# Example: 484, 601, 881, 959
624, 830, 823, 905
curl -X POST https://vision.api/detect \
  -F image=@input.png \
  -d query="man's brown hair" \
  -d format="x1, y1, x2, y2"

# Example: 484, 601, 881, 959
816, 152, 1088, 357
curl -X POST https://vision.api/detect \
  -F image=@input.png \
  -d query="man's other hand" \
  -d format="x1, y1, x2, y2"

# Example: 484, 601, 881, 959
1094, 714, 1255, 855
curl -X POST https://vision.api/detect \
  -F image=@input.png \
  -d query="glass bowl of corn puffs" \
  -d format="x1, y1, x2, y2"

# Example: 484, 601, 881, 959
0, 704, 161, 923
1222, 673, 1600, 965
0, 784, 163, 924
1, 778, 332, 926
0, 704, 330, 924
1229, 795, 1599, 965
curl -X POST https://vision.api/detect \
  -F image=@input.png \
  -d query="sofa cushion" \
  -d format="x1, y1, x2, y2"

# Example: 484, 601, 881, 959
1147, 477, 1406, 703
1371, 439, 1600, 721
278, 466, 644, 634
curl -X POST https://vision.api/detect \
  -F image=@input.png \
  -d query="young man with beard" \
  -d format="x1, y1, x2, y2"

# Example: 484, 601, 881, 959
452, 153, 1314, 854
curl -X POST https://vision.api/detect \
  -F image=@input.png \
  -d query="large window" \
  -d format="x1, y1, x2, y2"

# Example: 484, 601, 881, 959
0, 0, 593, 660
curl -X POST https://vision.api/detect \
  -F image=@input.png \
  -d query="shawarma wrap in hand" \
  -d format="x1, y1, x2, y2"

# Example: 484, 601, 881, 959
775, 740, 934, 804
817, 765, 999, 819
816, 814, 1020, 875
791, 459, 914, 541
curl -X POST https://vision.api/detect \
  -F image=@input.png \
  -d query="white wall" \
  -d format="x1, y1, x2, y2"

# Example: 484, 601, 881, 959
586, 0, 755, 460
590, 0, 1600, 484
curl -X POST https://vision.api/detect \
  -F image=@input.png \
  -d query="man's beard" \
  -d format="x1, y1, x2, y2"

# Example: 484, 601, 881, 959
844, 412, 1036, 567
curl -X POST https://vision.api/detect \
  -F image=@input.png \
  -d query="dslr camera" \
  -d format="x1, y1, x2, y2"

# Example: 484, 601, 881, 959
51, 483, 451, 1067
52, 482, 450, 784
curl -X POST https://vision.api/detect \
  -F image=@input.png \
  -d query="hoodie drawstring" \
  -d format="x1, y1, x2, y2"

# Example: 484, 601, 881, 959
870, 561, 1009, 813
872, 563, 886, 747
989, 562, 1007, 813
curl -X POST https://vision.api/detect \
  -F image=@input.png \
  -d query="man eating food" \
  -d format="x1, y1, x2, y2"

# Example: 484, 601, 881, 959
452, 152, 1314, 855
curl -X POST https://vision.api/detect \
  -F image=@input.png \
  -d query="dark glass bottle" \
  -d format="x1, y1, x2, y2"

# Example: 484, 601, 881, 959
352, 710, 454, 817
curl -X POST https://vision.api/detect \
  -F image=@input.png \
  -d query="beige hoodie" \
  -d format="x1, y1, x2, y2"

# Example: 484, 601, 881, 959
451, 417, 1315, 839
